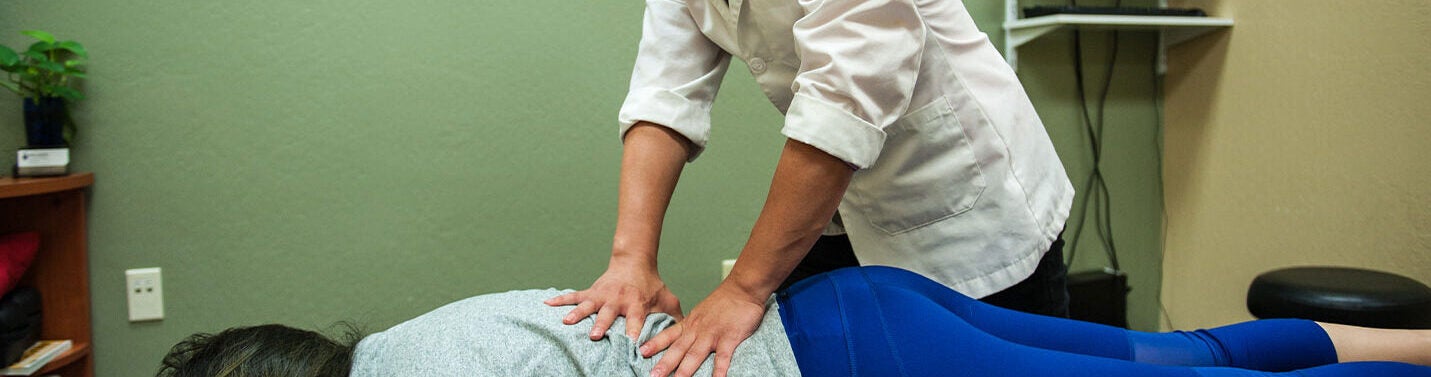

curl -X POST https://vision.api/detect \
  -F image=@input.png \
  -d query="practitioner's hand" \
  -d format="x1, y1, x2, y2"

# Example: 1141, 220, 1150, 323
545, 263, 684, 341
641, 282, 766, 377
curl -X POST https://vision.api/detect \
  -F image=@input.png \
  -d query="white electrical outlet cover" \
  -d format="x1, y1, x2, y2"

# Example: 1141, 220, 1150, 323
126, 267, 165, 321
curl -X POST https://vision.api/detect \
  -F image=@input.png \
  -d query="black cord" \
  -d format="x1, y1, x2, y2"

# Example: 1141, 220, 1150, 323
1152, 19, 1174, 329
1065, 28, 1092, 267
1064, 0, 1122, 271
1094, 30, 1121, 270
1067, 28, 1112, 267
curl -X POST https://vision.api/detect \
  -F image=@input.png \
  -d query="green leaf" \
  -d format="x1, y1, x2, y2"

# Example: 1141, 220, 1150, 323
27, 41, 55, 55
56, 41, 86, 58
36, 60, 65, 73
21, 30, 56, 44
0, 46, 18, 67
50, 86, 82, 101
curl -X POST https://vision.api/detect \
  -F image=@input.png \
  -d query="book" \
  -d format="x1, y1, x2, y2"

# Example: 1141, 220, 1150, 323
1, 340, 71, 376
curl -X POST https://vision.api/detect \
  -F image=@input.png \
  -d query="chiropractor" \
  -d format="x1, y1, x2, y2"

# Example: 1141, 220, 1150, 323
545, 0, 1075, 376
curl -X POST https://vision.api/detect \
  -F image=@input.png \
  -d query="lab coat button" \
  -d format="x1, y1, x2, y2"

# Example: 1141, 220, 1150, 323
748, 57, 767, 73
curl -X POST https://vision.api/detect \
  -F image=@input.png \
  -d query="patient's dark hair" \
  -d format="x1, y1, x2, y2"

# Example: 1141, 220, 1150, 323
156, 323, 364, 377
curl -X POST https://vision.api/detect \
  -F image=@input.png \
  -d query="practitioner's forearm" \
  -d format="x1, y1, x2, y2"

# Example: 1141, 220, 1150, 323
724, 138, 854, 299
611, 122, 694, 268
640, 139, 853, 376
547, 122, 692, 338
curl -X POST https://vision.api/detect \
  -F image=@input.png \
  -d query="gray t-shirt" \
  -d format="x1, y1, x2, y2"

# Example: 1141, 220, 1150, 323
350, 289, 801, 376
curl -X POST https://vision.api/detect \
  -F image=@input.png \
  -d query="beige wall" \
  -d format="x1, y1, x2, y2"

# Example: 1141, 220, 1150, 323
1161, 0, 1431, 329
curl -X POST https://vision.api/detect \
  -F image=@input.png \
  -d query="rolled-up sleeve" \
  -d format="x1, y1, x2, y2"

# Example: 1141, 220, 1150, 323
618, 0, 732, 162
782, 0, 925, 169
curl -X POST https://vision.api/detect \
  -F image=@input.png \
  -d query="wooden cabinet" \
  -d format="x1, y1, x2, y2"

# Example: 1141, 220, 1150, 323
0, 173, 93, 377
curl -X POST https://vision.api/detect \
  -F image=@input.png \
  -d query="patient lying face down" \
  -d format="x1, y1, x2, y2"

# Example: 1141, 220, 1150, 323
160, 288, 794, 377
158, 267, 1431, 377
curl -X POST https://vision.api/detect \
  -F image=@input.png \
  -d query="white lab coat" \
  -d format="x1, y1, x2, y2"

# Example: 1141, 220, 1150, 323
617, 0, 1074, 298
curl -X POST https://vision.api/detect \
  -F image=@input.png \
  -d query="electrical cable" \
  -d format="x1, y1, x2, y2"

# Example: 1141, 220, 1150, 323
1064, 0, 1122, 272
1151, 20, 1176, 330
1064, 27, 1095, 267
1065, 27, 1120, 269
1094, 30, 1122, 270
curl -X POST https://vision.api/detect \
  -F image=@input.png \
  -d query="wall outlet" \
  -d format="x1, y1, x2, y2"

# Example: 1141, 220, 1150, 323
127, 267, 164, 322
721, 259, 737, 279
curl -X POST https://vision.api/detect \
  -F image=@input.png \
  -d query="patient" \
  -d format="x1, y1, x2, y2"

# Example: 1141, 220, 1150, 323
158, 266, 1431, 377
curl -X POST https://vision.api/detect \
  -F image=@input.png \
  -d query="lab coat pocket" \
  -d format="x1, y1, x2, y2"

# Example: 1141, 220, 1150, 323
849, 98, 986, 235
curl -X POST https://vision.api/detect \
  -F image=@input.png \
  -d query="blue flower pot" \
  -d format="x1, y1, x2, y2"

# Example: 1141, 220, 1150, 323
23, 97, 68, 147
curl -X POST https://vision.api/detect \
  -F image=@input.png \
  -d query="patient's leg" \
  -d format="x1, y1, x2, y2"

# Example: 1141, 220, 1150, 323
881, 267, 1431, 369
1319, 322, 1431, 366
780, 267, 1431, 376
858, 266, 1386, 371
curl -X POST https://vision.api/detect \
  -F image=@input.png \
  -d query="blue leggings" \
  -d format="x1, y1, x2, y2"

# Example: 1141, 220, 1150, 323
776, 266, 1431, 376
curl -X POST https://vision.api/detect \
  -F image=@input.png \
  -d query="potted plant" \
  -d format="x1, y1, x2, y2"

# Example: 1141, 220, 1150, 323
0, 30, 87, 147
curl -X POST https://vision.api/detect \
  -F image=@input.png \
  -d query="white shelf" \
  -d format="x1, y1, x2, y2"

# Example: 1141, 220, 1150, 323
1001, 2, 1233, 71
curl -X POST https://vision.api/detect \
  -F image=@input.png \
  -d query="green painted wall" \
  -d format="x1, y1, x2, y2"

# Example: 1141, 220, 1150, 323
1009, 0, 1168, 332
1, 1, 1164, 375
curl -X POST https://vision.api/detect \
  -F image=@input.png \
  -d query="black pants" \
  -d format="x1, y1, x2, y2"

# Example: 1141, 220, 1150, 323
779, 234, 1070, 318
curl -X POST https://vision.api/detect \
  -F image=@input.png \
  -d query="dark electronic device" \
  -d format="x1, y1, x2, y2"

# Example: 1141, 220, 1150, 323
1067, 269, 1130, 328
1024, 6, 1207, 18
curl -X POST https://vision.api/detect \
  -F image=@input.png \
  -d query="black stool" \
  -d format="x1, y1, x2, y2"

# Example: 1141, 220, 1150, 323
1247, 266, 1431, 329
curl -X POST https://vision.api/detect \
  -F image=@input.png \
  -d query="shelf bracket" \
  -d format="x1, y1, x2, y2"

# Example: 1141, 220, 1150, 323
1005, 24, 1064, 70
1163, 27, 1211, 46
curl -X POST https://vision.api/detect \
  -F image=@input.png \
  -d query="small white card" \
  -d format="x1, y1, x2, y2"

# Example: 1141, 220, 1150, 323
17, 148, 69, 168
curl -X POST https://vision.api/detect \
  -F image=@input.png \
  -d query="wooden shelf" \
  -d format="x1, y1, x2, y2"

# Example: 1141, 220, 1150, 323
33, 342, 90, 375
0, 173, 94, 377
0, 173, 94, 199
